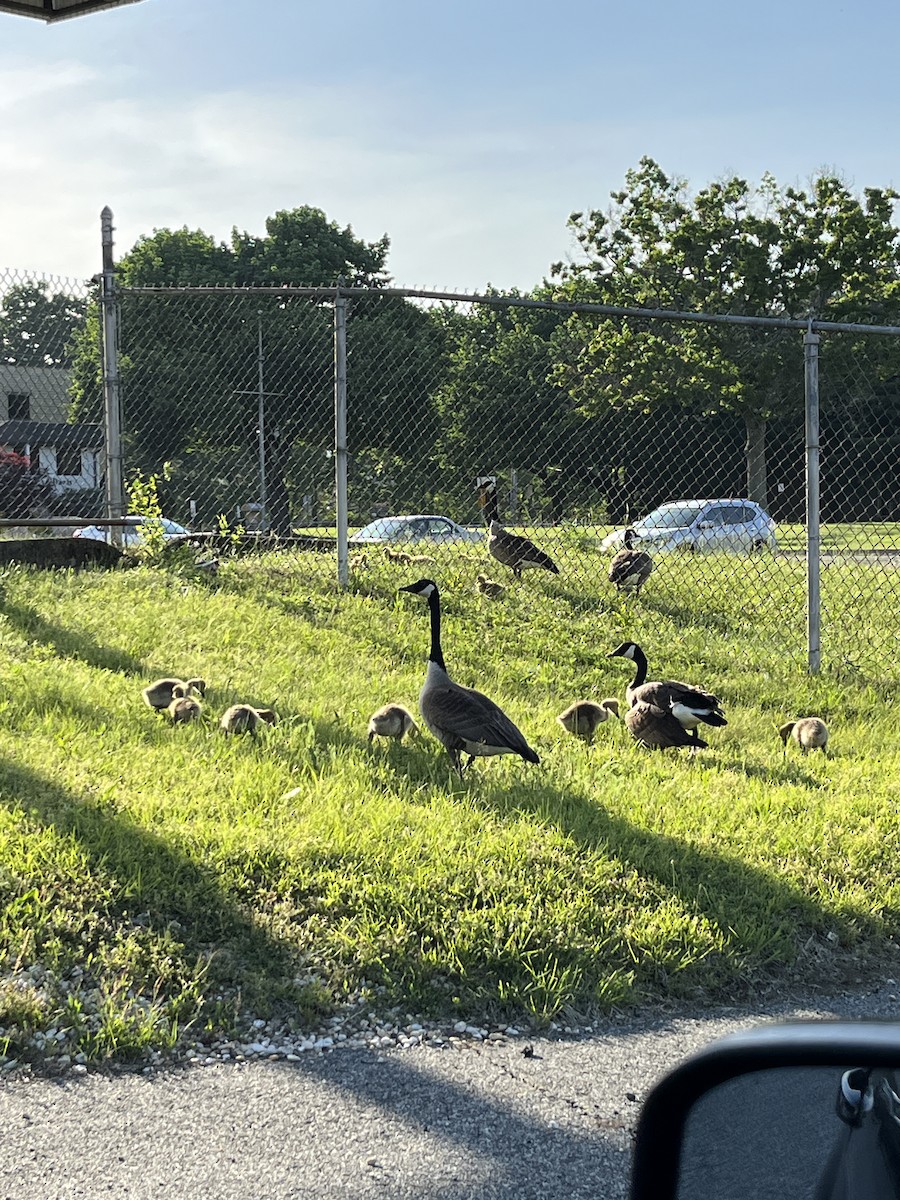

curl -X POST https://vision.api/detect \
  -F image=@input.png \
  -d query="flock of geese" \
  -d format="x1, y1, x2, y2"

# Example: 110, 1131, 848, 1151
138, 520, 828, 771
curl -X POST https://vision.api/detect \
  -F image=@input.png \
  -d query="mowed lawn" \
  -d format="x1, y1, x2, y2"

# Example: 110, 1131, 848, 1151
1, 545, 899, 1065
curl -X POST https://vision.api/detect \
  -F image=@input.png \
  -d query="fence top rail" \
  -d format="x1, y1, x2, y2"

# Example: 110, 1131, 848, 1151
113, 283, 900, 336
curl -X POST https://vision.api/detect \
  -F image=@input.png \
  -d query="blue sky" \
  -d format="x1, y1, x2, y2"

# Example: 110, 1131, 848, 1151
1, 0, 898, 290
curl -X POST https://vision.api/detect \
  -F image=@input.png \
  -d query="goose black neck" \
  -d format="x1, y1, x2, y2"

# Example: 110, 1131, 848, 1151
427, 586, 446, 670
631, 645, 648, 689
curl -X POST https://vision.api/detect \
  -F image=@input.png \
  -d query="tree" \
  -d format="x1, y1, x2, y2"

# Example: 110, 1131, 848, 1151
552, 159, 900, 507
1, 281, 88, 367
68, 208, 443, 532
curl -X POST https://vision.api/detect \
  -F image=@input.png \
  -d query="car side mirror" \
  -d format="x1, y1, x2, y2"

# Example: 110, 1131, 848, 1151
630, 1021, 900, 1200
695, 520, 714, 530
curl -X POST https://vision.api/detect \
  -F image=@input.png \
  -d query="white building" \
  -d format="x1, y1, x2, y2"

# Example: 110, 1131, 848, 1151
0, 365, 102, 494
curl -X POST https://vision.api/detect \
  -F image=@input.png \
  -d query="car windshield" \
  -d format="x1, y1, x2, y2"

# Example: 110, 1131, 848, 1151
637, 504, 704, 531
355, 518, 411, 538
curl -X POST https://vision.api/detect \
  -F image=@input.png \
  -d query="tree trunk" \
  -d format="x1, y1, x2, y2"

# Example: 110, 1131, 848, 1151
744, 413, 768, 508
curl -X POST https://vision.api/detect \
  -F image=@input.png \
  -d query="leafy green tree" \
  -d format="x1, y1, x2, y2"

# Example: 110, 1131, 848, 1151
552, 159, 900, 507
69, 208, 441, 532
1, 281, 87, 367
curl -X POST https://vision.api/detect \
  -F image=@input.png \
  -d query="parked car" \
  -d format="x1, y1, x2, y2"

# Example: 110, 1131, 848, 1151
73, 516, 191, 547
350, 515, 483, 546
601, 498, 776, 554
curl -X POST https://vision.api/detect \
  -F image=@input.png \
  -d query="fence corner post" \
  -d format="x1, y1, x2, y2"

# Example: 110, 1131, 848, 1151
334, 285, 349, 587
804, 326, 821, 674
100, 206, 125, 546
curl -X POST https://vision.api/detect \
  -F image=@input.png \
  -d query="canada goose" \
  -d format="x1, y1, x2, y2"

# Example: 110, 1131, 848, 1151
625, 700, 708, 750
167, 683, 202, 723
367, 703, 418, 742
349, 552, 369, 571
398, 578, 540, 773
779, 717, 828, 754
556, 698, 620, 740
608, 529, 653, 594
141, 677, 206, 711
607, 641, 726, 744
476, 573, 507, 600
220, 704, 278, 736
384, 547, 413, 566
487, 521, 559, 580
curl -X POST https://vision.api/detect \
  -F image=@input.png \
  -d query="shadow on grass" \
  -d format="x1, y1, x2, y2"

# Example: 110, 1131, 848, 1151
635, 594, 736, 634
0, 597, 144, 676
371, 745, 878, 1005
0, 758, 303, 1031
477, 772, 875, 983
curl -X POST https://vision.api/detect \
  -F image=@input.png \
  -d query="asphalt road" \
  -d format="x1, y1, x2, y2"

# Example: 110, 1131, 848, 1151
3, 982, 900, 1200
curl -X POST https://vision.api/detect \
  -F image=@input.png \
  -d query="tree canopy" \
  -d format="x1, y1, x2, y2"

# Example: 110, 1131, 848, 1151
550, 158, 900, 506
1, 281, 88, 368
69, 206, 442, 531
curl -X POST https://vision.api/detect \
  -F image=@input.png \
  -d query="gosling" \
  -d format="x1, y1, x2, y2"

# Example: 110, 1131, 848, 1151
220, 704, 278, 736
167, 683, 202, 723
779, 717, 829, 755
476, 573, 507, 600
557, 698, 620, 740
142, 677, 206, 710
383, 547, 413, 566
367, 703, 418, 743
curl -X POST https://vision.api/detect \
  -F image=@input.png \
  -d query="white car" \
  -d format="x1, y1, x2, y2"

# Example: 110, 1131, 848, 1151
73, 516, 191, 547
350, 515, 483, 546
601, 499, 776, 554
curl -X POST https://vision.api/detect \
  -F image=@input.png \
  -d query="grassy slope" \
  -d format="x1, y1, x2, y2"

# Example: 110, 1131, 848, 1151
0, 546, 898, 1063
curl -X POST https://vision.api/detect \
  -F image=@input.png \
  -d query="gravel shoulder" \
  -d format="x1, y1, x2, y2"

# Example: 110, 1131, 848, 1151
3, 979, 900, 1199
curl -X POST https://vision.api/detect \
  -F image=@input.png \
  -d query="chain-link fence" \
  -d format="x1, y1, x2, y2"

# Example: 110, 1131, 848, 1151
3, 261, 900, 681
0, 268, 101, 523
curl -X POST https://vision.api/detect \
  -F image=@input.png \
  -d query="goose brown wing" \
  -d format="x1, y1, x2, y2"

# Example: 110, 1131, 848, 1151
625, 702, 704, 748
490, 529, 558, 574
632, 679, 724, 715
609, 549, 651, 585
421, 680, 538, 760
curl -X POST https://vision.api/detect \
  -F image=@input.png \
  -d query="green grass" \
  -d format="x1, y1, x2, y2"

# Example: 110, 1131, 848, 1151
0, 546, 899, 1067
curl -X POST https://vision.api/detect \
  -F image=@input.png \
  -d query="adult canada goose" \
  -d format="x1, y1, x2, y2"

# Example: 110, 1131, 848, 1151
167, 683, 202, 723
487, 521, 559, 580
142, 677, 206, 711
476, 573, 507, 600
607, 641, 726, 744
608, 529, 653, 594
398, 578, 540, 773
779, 717, 828, 754
556, 698, 620, 740
625, 700, 708, 750
367, 703, 418, 742
220, 704, 278, 736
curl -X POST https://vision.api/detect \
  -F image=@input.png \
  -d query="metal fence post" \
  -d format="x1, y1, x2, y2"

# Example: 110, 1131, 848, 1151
804, 327, 821, 673
334, 287, 349, 586
100, 206, 125, 543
